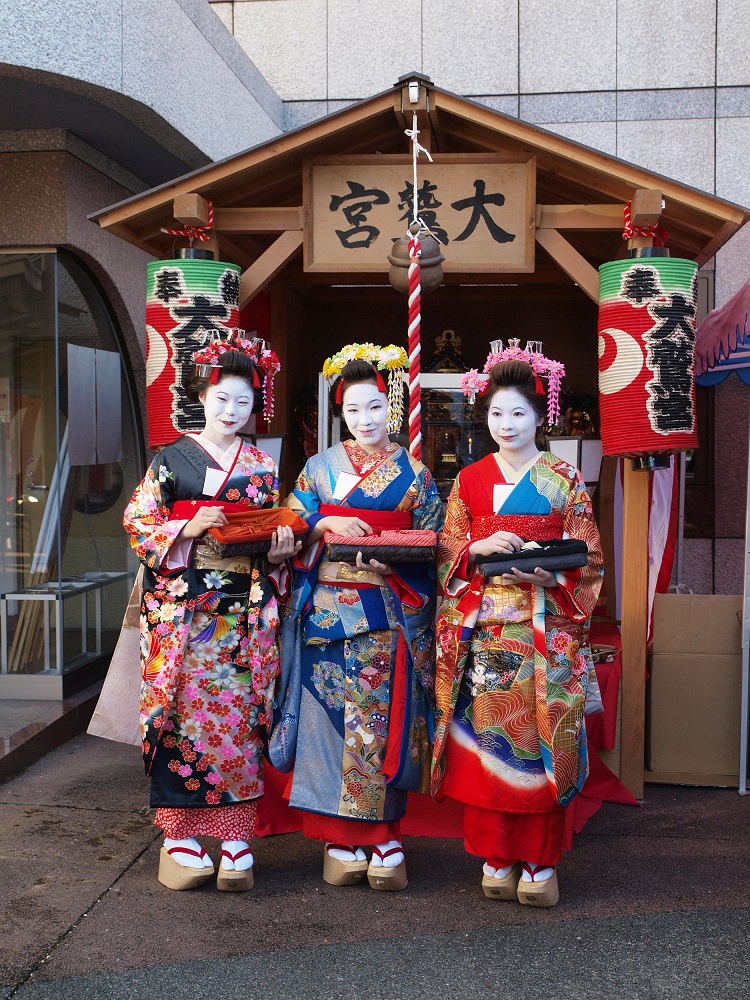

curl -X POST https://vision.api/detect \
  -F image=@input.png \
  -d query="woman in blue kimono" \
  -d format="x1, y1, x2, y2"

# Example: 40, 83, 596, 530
280, 344, 443, 890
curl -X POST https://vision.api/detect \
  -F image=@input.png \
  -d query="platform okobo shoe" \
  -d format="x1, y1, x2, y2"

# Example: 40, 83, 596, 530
516, 863, 559, 907
158, 845, 215, 891
217, 844, 254, 892
481, 862, 522, 900
323, 844, 368, 886
367, 844, 407, 891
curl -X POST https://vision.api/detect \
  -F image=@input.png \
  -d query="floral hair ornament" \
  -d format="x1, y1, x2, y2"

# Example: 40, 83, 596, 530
460, 338, 566, 426
323, 342, 408, 434
191, 328, 280, 420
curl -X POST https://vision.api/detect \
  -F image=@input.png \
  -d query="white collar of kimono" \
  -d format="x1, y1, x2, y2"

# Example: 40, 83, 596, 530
493, 450, 542, 484
188, 432, 242, 469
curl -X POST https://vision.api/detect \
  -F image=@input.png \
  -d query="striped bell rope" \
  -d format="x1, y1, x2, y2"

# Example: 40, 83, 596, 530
407, 228, 422, 459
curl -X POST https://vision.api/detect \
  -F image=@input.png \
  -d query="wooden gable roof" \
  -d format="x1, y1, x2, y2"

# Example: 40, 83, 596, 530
92, 73, 749, 301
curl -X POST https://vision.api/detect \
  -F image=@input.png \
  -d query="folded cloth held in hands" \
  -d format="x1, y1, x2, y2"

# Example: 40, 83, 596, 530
325, 528, 438, 564
475, 538, 588, 576
207, 506, 308, 545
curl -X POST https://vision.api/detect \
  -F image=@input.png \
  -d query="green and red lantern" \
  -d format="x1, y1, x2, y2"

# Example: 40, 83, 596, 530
597, 254, 699, 459
145, 250, 241, 448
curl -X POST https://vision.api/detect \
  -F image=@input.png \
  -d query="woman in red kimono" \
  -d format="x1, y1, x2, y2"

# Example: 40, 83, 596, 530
432, 352, 603, 907
124, 341, 299, 892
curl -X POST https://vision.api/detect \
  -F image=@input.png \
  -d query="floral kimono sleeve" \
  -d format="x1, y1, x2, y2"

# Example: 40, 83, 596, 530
412, 467, 445, 535
552, 470, 604, 622
123, 453, 187, 575
436, 476, 473, 597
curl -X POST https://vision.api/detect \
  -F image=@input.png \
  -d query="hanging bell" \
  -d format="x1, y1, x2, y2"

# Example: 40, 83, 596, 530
387, 221, 444, 294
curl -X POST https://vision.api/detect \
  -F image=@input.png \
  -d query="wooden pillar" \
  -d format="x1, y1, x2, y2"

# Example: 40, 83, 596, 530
617, 188, 663, 799
619, 461, 650, 799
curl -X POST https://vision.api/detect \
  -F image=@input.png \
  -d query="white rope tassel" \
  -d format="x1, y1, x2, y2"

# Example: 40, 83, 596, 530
404, 113, 433, 225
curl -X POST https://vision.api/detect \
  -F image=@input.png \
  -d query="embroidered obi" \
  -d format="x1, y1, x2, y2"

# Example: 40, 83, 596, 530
472, 512, 564, 541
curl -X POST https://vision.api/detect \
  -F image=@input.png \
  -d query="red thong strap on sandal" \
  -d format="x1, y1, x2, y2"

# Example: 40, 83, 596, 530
166, 845, 209, 862
522, 863, 553, 881
371, 845, 403, 863
325, 843, 358, 855
221, 845, 253, 865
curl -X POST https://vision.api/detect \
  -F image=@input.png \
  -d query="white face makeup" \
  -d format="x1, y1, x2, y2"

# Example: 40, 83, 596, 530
199, 375, 254, 447
487, 387, 542, 467
341, 381, 390, 454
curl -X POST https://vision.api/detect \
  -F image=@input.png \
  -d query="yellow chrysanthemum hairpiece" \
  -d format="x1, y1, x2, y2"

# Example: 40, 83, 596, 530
323, 342, 408, 433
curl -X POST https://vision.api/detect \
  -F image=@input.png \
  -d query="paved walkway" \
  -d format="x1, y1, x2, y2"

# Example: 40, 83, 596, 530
2, 733, 750, 999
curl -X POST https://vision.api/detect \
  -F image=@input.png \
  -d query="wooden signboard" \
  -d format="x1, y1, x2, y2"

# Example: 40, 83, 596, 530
303, 154, 536, 273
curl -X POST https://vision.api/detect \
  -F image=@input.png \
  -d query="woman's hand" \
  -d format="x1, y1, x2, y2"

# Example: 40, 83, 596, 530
500, 566, 558, 588
181, 506, 227, 539
354, 551, 392, 576
267, 524, 303, 564
318, 515, 373, 537
468, 530, 524, 560
306, 514, 374, 545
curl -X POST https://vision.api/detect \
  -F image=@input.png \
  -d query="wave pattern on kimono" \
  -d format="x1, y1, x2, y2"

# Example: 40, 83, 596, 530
123, 434, 284, 809
283, 440, 443, 824
432, 452, 603, 811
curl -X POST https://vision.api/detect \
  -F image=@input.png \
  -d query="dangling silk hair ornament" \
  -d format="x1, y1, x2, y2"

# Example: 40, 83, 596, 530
192, 329, 279, 420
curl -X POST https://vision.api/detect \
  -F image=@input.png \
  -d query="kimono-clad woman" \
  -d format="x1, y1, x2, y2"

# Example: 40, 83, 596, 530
124, 341, 300, 892
281, 344, 443, 890
432, 353, 603, 907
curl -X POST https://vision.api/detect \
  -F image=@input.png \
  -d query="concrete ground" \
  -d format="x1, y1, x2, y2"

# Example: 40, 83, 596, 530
2, 733, 750, 1000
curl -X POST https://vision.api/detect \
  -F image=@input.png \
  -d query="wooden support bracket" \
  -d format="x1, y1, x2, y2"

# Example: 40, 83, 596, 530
534, 228, 600, 302
239, 230, 303, 308
393, 80, 434, 151
630, 189, 663, 228
627, 189, 663, 250
172, 193, 210, 227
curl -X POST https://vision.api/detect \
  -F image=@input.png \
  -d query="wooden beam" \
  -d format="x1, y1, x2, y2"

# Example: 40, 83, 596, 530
239, 230, 303, 308
286, 262, 571, 286
535, 228, 600, 302
172, 193, 210, 227
694, 218, 738, 268
537, 204, 624, 229
214, 207, 303, 233
619, 462, 650, 800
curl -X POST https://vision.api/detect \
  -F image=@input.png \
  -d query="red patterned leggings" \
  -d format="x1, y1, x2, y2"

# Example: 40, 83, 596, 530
154, 801, 258, 840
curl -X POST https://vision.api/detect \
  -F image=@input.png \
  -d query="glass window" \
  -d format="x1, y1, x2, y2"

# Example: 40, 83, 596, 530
0, 250, 142, 680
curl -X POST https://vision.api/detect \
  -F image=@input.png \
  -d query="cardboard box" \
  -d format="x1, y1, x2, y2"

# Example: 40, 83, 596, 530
647, 594, 743, 785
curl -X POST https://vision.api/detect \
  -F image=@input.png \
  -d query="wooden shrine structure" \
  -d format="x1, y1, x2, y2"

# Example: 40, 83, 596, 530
92, 72, 750, 798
